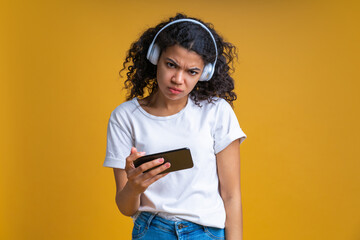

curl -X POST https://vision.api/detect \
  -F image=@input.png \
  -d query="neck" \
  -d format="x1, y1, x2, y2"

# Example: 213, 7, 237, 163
147, 91, 189, 115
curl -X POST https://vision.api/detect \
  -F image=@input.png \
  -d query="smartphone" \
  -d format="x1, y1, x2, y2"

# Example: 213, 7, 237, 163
133, 147, 194, 174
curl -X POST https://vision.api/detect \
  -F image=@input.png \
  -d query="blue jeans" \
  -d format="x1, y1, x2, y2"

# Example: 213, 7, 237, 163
132, 212, 225, 240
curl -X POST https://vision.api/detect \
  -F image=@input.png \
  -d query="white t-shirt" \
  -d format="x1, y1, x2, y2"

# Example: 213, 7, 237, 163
103, 96, 247, 228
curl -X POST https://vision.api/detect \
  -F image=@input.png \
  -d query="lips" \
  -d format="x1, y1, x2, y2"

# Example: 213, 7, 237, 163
168, 87, 183, 94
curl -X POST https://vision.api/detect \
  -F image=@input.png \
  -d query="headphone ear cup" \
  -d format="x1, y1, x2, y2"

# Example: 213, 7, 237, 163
199, 63, 213, 81
148, 43, 161, 65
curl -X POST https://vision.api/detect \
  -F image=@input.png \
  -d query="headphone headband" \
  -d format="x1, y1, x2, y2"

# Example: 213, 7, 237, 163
146, 18, 218, 81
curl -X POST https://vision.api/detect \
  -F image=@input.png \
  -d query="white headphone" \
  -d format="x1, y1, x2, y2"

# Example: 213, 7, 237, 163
146, 18, 218, 81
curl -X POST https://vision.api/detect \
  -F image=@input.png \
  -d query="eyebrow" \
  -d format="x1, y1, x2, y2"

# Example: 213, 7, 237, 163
166, 58, 201, 71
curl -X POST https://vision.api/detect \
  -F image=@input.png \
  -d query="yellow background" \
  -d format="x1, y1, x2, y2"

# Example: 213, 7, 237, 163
1, 0, 359, 239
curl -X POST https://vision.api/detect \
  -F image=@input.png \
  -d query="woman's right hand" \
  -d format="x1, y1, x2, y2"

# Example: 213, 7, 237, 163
124, 147, 171, 195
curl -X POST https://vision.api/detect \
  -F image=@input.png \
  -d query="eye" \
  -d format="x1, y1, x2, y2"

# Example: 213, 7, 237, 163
166, 62, 176, 68
188, 70, 199, 76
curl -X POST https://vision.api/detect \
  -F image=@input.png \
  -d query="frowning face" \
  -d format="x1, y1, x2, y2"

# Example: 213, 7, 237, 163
156, 44, 205, 102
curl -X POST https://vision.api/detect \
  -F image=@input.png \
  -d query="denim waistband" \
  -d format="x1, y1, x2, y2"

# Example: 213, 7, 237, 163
136, 211, 204, 233
133, 212, 225, 240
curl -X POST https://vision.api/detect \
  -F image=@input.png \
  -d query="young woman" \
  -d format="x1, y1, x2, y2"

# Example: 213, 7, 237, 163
103, 13, 247, 240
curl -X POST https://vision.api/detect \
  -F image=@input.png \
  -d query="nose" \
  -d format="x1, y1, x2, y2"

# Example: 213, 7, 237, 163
171, 70, 184, 85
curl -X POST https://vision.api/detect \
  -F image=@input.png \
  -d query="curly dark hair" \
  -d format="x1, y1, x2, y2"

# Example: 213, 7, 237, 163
120, 13, 238, 106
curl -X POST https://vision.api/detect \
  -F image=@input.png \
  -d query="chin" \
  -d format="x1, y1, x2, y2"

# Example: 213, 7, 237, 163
167, 95, 184, 101
166, 93, 187, 101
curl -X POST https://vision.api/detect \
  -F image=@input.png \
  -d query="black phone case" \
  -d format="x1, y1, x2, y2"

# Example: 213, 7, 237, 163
133, 147, 194, 174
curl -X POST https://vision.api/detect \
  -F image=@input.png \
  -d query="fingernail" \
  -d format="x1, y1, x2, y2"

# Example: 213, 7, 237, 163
165, 162, 171, 168
139, 152, 146, 156
158, 158, 164, 163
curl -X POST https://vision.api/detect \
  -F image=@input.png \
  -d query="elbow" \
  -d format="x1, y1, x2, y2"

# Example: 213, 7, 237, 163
115, 194, 137, 217
221, 191, 242, 205
119, 209, 134, 217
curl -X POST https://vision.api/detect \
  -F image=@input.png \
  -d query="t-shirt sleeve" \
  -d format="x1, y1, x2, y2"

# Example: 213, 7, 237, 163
103, 112, 133, 169
213, 100, 247, 154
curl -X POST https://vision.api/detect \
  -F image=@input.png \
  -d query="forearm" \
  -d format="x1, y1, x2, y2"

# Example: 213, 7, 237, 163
115, 183, 141, 217
224, 196, 243, 240
113, 151, 170, 217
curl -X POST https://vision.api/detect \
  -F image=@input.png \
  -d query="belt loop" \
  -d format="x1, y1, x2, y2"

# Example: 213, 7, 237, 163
145, 212, 158, 229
